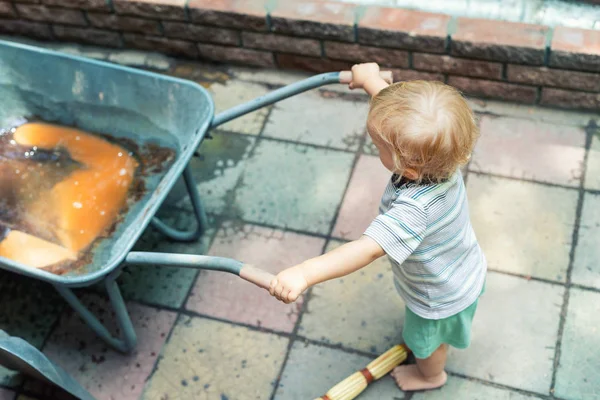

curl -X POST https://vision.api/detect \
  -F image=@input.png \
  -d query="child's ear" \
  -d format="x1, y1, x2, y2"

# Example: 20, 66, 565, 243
404, 168, 419, 180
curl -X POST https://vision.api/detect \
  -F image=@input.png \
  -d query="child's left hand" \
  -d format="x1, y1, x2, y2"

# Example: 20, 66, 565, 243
269, 266, 308, 304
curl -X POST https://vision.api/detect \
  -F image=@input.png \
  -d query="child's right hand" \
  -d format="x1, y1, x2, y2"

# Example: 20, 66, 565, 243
269, 266, 309, 304
349, 63, 381, 90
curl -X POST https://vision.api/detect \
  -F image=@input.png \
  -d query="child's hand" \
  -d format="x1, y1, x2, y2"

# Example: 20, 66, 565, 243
269, 266, 308, 304
349, 63, 381, 90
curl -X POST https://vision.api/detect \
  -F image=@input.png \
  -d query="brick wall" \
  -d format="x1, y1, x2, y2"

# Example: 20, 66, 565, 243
1, 0, 600, 110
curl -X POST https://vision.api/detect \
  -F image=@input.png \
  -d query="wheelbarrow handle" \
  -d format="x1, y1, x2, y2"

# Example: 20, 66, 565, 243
125, 252, 275, 290
211, 70, 394, 128
239, 264, 275, 290
339, 70, 393, 85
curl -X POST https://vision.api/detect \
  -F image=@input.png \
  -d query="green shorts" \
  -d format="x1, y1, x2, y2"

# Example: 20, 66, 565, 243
402, 287, 484, 359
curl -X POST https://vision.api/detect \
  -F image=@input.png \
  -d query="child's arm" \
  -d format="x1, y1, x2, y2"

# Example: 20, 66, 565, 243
269, 236, 385, 303
348, 63, 390, 97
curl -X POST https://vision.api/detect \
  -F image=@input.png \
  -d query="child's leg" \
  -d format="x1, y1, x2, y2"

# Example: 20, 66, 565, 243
390, 344, 448, 391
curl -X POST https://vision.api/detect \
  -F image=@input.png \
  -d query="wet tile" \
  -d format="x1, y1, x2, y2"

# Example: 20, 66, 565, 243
43, 293, 176, 400
573, 193, 600, 290
21, 380, 78, 400
447, 272, 563, 395
0, 272, 64, 387
554, 288, 600, 400
412, 375, 537, 399
274, 340, 405, 400
333, 155, 391, 240
186, 224, 324, 332
263, 90, 368, 151
142, 316, 288, 400
299, 240, 404, 354
165, 133, 255, 216
584, 131, 600, 190
234, 139, 356, 234
471, 116, 586, 187
0, 389, 14, 400
210, 80, 271, 135
467, 174, 577, 282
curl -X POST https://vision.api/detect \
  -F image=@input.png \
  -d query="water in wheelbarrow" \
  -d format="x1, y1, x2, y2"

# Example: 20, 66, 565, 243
0, 120, 175, 274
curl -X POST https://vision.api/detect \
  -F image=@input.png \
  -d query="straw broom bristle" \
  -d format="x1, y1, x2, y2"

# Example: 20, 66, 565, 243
315, 344, 410, 400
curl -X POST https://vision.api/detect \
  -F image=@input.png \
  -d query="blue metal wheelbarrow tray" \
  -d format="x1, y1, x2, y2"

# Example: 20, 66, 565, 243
0, 40, 376, 354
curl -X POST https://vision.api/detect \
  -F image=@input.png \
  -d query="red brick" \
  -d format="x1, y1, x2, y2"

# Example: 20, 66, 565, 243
188, 0, 266, 31
550, 27, 600, 72
0, 2, 16, 18
413, 53, 502, 79
276, 53, 351, 73
123, 33, 198, 58
41, 0, 110, 11
271, 1, 355, 42
358, 8, 450, 53
324, 41, 409, 68
113, 0, 186, 21
163, 22, 239, 45
53, 25, 122, 47
391, 69, 444, 82
0, 18, 51, 38
16, 4, 87, 25
242, 32, 321, 57
507, 64, 600, 92
448, 76, 537, 103
198, 43, 275, 67
86, 12, 162, 35
452, 18, 548, 65
541, 88, 600, 110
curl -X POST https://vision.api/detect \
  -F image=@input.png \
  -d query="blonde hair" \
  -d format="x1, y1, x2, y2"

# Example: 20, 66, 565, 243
368, 80, 478, 183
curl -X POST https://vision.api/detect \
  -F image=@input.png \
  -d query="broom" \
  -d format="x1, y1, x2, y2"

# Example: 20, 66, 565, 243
314, 344, 410, 400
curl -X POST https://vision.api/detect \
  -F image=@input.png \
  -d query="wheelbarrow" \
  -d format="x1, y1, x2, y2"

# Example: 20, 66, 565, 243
0, 39, 391, 354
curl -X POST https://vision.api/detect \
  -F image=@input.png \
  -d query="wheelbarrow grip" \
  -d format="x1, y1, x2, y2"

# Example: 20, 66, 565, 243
239, 264, 276, 290
339, 70, 393, 85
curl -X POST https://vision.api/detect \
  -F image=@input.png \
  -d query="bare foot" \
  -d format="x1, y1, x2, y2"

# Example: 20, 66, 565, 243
390, 365, 447, 391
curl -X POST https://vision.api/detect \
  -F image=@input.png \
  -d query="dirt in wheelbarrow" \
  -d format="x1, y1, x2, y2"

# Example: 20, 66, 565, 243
0, 118, 176, 275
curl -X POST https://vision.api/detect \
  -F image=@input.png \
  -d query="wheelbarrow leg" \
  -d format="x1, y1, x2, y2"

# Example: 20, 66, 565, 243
53, 269, 137, 354
150, 165, 208, 242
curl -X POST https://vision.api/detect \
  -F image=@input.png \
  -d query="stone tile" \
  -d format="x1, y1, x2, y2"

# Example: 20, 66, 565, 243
554, 288, 600, 400
299, 240, 404, 354
165, 133, 255, 216
584, 131, 600, 190
0, 389, 14, 400
43, 294, 176, 400
413, 375, 537, 399
263, 90, 368, 151
447, 272, 563, 395
186, 224, 324, 333
0, 272, 64, 387
234, 140, 356, 234
467, 174, 577, 282
471, 116, 586, 187
142, 316, 288, 400
573, 193, 600, 290
274, 341, 405, 400
230, 66, 310, 86
210, 80, 271, 135
333, 155, 391, 240
467, 96, 598, 128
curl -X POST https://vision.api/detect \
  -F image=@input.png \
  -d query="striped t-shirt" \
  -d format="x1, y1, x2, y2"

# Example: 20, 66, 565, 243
364, 170, 486, 320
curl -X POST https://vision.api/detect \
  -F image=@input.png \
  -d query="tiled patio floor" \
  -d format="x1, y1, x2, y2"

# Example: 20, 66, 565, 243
0, 43, 599, 400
